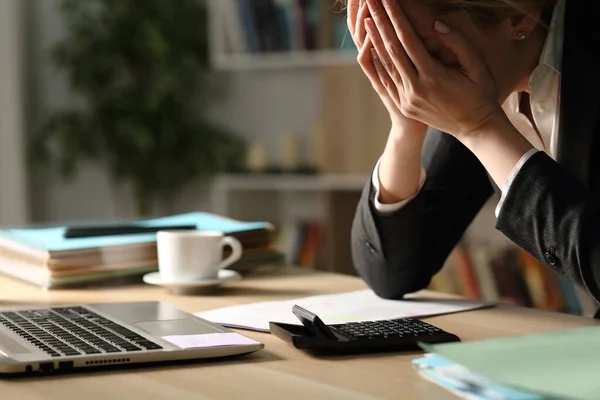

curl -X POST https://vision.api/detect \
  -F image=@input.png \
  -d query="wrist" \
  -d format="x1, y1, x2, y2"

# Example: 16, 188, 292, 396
377, 125, 427, 204
389, 120, 428, 143
459, 110, 531, 154
456, 106, 509, 143
458, 109, 534, 188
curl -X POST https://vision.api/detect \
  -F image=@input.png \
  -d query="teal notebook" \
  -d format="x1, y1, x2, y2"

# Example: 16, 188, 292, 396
0, 212, 272, 253
419, 325, 600, 400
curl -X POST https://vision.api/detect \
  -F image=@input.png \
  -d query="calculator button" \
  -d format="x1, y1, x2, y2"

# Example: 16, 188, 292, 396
335, 318, 451, 344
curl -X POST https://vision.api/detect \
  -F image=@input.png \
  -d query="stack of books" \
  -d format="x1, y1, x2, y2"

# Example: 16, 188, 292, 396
217, 0, 355, 56
428, 243, 596, 316
0, 212, 284, 289
275, 219, 323, 269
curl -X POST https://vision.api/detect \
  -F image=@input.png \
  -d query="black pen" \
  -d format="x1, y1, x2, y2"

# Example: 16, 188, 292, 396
63, 224, 197, 238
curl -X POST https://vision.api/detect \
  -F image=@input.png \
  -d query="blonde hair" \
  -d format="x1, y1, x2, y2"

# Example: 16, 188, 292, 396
337, 0, 558, 27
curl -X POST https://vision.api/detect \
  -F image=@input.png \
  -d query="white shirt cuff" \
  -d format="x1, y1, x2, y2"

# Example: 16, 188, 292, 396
495, 148, 540, 217
371, 157, 426, 216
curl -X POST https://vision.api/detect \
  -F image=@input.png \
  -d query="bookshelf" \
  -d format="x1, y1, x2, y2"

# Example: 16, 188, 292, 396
212, 50, 357, 71
211, 173, 368, 192
209, 173, 366, 275
208, 0, 358, 71
209, 174, 597, 318
433, 237, 599, 318
205, 0, 370, 274
204, 1, 599, 318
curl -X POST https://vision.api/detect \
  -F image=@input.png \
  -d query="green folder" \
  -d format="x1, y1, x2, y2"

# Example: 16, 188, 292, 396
420, 325, 600, 400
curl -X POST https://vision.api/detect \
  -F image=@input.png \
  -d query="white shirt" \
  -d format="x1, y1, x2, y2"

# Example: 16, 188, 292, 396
372, 0, 565, 217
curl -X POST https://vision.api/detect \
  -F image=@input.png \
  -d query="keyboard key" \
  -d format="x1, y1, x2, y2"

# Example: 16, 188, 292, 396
62, 350, 81, 356
334, 318, 450, 342
137, 341, 163, 350
127, 334, 149, 342
121, 345, 142, 352
104, 347, 123, 353
104, 324, 139, 338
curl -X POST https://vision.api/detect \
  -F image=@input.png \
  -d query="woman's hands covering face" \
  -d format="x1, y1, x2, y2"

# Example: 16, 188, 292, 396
348, 0, 428, 133
349, 0, 502, 139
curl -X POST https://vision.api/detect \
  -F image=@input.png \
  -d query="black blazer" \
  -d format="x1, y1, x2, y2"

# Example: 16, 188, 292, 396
350, 0, 600, 310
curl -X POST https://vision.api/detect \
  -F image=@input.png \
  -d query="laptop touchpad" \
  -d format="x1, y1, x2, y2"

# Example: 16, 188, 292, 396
0, 332, 33, 355
135, 319, 222, 336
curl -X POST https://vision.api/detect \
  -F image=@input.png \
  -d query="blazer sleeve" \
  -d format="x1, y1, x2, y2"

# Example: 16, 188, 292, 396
351, 128, 494, 299
496, 151, 600, 304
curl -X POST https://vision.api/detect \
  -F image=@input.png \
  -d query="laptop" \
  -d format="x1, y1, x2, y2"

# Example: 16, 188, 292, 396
0, 301, 264, 375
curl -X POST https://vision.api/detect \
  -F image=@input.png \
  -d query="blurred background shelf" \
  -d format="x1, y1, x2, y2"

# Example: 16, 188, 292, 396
208, 0, 356, 71
212, 50, 358, 71
209, 172, 367, 277
212, 173, 369, 191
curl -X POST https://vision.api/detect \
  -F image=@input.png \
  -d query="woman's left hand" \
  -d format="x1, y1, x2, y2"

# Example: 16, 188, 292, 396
364, 0, 504, 140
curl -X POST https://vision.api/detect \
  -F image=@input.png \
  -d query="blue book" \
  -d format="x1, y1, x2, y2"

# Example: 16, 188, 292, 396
237, 0, 261, 53
274, 2, 291, 51
555, 275, 582, 315
0, 212, 272, 253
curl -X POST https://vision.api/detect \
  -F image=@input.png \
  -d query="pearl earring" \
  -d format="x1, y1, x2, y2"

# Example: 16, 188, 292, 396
517, 31, 527, 40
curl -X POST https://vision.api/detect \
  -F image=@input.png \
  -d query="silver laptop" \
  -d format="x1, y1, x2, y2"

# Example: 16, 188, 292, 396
0, 301, 264, 374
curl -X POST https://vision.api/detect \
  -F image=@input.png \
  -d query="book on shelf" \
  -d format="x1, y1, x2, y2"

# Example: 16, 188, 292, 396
216, 0, 355, 56
0, 212, 284, 289
428, 242, 597, 316
275, 219, 324, 269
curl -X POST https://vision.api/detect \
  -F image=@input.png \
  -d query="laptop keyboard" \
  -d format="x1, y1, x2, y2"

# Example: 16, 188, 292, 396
0, 307, 162, 357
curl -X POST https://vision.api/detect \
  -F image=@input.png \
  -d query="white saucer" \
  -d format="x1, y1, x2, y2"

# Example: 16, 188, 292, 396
142, 269, 241, 294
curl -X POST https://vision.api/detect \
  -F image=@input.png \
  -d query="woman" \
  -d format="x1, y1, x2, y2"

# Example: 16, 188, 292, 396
347, 0, 600, 310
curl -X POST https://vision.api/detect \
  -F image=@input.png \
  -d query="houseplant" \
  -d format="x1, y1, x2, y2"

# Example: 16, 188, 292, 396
30, 0, 246, 215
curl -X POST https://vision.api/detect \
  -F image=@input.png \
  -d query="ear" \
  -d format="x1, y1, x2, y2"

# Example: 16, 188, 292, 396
500, 10, 542, 41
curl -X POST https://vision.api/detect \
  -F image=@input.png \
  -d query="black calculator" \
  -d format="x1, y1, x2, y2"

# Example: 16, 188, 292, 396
269, 305, 460, 354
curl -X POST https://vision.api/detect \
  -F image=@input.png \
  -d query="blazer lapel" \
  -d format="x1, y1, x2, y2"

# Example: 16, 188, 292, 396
556, 0, 600, 187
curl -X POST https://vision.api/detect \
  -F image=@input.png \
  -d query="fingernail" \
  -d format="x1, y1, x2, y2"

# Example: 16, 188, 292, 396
383, 0, 395, 6
435, 20, 450, 34
370, 48, 379, 60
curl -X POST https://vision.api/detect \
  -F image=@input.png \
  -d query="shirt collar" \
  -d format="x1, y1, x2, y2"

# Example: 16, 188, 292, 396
538, 0, 566, 74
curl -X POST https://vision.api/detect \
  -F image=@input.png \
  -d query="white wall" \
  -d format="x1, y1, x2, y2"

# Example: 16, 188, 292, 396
26, 0, 117, 223
0, 0, 28, 226
26, 0, 322, 223
206, 70, 321, 167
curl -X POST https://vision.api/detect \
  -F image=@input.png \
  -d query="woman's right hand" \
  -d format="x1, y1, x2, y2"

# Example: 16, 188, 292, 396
347, 0, 428, 205
347, 0, 428, 137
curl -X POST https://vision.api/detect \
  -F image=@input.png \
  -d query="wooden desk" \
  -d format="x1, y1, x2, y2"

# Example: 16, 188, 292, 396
0, 268, 598, 400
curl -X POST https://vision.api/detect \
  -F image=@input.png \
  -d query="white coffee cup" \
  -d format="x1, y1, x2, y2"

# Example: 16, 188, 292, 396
156, 230, 243, 282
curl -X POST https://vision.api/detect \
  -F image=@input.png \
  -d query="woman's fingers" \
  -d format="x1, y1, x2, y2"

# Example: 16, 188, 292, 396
357, 34, 400, 110
346, 0, 360, 37
353, 1, 371, 48
364, 17, 406, 91
370, 49, 400, 107
368, 0, 436, 76
364, 1, 417, 85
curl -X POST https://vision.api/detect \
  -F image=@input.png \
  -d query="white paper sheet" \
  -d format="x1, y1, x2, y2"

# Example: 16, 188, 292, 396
195, 290, 494, 332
